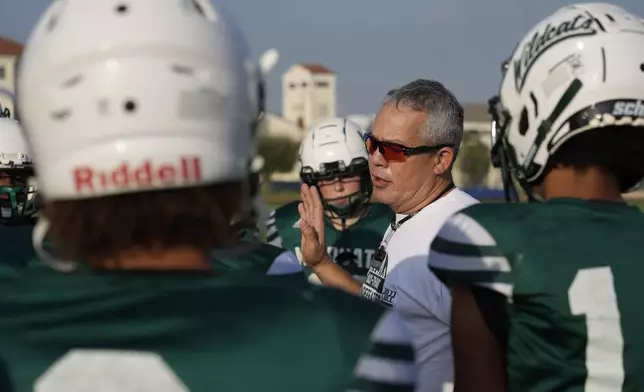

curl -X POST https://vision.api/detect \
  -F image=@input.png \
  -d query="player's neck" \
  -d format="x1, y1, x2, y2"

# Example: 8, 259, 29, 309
327, 214, 361, 230
539, 166, 623, 202
325, 204, 369, 230
96, 247, 210, 270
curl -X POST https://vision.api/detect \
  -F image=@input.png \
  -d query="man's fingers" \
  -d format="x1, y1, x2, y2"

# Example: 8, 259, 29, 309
300, 183, 312, 221
298, 203, 313, 232
298, 202, 306, 220
310, 185, 325, 234
299, 215, 318, 242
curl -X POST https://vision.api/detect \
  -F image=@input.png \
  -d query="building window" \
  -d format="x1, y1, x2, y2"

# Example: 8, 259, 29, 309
289, 83, 296, 89
297, 117, 304, 129
315, 81, 328, 88
0, 66, 5, 80
301, 82, 307, 87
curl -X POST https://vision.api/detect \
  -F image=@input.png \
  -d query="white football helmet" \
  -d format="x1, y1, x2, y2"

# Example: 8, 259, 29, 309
489, 3, 644, 199
0, 113, 38, 225
299, 117, 371, 219
18, 0, 254, 201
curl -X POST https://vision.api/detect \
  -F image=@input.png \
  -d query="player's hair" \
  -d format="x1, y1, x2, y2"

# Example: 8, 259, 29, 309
44, 182, 243, 266
542, 126, 644, 190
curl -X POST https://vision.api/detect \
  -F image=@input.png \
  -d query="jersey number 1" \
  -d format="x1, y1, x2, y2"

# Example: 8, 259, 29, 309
568, 267, 625, 391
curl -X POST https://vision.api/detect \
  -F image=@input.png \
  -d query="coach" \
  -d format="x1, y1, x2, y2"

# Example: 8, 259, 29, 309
298, 79, 478, 392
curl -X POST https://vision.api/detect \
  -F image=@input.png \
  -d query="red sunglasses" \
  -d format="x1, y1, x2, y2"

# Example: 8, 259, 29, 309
363, 132, 453, 162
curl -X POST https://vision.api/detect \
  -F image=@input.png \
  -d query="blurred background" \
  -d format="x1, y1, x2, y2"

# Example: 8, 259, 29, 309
1, 0, 643, 211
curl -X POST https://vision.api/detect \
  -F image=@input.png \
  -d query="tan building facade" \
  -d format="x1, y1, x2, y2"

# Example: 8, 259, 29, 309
0, 37, 22, 117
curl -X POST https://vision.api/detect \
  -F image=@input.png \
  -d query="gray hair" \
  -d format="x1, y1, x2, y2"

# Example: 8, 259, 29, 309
383, 79, 463, 149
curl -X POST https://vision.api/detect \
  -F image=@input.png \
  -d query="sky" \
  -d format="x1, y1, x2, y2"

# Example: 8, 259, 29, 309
1, 0, 643, 116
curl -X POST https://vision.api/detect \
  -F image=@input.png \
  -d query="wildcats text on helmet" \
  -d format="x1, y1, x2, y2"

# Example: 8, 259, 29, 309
514, 13, 604, 92
74, 157, 202, 193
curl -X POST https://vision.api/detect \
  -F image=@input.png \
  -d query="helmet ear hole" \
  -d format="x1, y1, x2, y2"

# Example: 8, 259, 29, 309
519, 106, 529, 136
115, 3, 129, 15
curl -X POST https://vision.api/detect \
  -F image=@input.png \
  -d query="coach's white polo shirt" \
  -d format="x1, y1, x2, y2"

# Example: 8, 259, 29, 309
360, 187, 478, 392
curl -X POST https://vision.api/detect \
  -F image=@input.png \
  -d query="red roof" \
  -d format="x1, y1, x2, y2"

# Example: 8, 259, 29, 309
0, 37, 22, 56
299, 63, 334, 74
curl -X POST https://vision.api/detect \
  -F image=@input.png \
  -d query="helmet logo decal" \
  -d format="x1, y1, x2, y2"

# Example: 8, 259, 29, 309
514, 13, 605, 92
74, 157, 202, 193
612, 100, 644, 118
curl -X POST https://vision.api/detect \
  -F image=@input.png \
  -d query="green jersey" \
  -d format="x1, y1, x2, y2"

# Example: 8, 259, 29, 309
428, 198, 644, 392
266, 202, 392, 283
0, 224, 35, 267
0, 243, 416, 392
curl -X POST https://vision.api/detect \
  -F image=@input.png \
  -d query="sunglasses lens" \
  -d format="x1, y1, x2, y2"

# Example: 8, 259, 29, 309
381, 145, 406, 162
365, 135, 407, 162
365, 138, 377, 154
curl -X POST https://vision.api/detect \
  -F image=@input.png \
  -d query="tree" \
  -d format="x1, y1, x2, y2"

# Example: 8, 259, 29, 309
256, 135, 300, 183
456, 131, 491, 187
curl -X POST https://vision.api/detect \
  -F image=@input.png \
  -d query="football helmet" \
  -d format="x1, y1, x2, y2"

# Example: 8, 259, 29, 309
18, 0, 255, 201
0, 110, 38, 225
489, 3, 644, 200
299, 118, 372, 221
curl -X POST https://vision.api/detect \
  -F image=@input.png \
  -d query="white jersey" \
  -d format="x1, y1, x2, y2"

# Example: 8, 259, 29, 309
360, 188, 478, 392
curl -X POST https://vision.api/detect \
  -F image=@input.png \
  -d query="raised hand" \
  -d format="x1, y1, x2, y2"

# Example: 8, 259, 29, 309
298, 183, 329, 267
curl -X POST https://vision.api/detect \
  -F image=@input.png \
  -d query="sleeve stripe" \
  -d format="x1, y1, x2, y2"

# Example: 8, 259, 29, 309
430, 236, 510, 273
431, 236, 505, 258
430, 267, 514, 296
266, 235, 282, 247
352, 311, 417, 391
266, 225, 278, 238
366, 342, 414, 362
351, 356, 416, 391
349, 379, 414, 392
265, 217, 275, 226
428, 210, 514, 298
477, 281, 513, 297
436, 212, 497, 246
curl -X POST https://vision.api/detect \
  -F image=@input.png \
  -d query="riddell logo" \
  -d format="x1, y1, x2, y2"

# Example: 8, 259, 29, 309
74, 156, 202, 193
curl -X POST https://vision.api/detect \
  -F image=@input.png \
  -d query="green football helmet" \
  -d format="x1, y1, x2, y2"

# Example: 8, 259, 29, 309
0, 111, 39, 226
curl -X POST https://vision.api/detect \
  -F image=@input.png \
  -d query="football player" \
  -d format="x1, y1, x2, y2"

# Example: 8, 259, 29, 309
0, 1, 417, 390
427, 3, 644, 391
266, 117, 393, 283
0, 109, 39, 267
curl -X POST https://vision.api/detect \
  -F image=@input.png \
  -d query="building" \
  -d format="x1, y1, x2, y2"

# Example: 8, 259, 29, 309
257, 112, 301, 141
453, 103, 502, 189
282, 63, 336, 131
0, 37, 22, 116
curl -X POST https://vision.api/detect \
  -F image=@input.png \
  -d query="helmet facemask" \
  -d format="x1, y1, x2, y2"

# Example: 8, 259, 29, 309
300, 157, 372, 226
0, 169, 39, 226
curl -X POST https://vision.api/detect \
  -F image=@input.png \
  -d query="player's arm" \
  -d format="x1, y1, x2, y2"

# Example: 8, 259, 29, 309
451, 284, 506, 392
428, 211, 512, 392
351, 310, 418, 392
